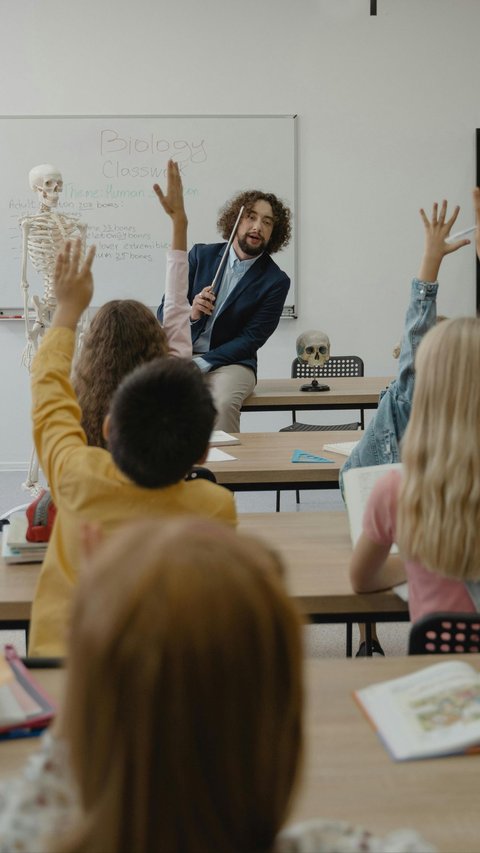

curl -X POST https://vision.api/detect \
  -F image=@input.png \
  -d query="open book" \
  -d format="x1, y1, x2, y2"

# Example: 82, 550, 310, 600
0, 645, 57, 737
342, 462, 402, 552
355, 660, 480, 761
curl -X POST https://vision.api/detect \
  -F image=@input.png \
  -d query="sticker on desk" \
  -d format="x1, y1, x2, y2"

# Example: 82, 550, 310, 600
291, 449, 334, 463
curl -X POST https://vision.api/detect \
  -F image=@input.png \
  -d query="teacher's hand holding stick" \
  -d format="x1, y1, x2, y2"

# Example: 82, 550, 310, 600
190, 204, 245, 322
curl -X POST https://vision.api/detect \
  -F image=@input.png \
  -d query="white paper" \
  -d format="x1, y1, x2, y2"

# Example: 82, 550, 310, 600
209, 430, 240, 446
323, 441, 359, 457
206, 448, 237, 462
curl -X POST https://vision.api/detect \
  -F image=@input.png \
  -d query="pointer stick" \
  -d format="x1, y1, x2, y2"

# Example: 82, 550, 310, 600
445, 225, 477, 244
210, 205, 245, 296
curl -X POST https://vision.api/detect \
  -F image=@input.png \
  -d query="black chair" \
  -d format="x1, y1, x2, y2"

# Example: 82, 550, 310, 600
184, 466, 217, 483
409, 613, 480, 655
276, 355, 364, 511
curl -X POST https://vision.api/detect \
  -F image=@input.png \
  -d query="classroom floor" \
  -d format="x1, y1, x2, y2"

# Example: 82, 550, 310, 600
0, 470, 411, 658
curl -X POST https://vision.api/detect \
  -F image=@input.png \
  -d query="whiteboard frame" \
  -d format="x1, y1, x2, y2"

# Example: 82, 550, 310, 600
0, 114, 298, 317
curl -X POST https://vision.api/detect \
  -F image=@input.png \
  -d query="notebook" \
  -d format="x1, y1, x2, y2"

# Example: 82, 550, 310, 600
0, 645, 57, 737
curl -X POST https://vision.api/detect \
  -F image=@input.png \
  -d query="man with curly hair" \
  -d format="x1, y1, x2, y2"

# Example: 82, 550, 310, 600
158, 190, 292, 431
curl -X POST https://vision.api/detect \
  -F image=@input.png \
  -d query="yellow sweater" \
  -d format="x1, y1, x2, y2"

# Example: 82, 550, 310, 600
28, 327, 237, 657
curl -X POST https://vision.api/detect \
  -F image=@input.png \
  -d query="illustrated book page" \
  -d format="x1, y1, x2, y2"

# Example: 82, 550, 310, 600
355, 660, 480, 761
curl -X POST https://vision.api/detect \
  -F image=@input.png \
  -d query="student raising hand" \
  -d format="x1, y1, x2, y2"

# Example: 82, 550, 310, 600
153, 159, 187, 251
418, 200, 471, 283
52, 238, 96, 331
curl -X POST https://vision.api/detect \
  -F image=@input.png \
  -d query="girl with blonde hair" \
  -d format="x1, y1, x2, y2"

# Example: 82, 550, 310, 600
350, 313, 480, 623
0, 518, 431, 852
342, 196, 472, 655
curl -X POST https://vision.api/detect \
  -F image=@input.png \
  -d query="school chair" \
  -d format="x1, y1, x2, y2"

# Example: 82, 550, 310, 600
408, 612, 480, 655
276, 355, 364, 511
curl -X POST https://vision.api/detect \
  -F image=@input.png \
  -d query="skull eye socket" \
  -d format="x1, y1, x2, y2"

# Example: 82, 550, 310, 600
319, 346, 327, 355
305, 346, 315, 355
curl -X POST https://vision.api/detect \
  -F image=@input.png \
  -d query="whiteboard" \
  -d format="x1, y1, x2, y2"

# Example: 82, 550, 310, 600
0, 115, 296, 311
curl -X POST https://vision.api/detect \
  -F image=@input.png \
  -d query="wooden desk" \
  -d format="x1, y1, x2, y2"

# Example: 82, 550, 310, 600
0, 559, 39, 636
0, 512, 407, 653
239, 511, 408, 654
294, 655, 480, 853
2, 656, 478, 852
242, 376, 391, 412
208, 429, 360, 491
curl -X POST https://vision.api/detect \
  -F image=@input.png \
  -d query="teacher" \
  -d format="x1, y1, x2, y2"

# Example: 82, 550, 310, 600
158, 190, 292, 431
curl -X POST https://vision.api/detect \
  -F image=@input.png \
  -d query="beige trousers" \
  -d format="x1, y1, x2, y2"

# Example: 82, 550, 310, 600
207, 364, 256, 432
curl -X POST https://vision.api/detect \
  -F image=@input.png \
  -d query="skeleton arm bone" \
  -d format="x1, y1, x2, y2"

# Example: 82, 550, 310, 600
20, 219, 33, 341
78, 222, 87, 250
20, 218, 40, 371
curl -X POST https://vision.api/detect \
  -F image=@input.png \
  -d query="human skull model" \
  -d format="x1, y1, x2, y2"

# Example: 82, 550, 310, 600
28, 164, 63, 208
296, 330, 331, 368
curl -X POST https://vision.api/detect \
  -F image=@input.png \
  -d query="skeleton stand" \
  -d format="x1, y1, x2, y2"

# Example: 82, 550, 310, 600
20, 206, 86, 494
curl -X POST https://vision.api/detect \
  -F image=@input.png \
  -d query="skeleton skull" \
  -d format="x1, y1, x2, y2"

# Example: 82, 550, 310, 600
28, 164, 63, 208
296, 329, 331, 368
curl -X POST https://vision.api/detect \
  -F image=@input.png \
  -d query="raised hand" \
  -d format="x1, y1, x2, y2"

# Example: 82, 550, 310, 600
52, 238, 96, 330
153, 159, 186, 220
153, 159, 187, 251
418, 200, 470, 282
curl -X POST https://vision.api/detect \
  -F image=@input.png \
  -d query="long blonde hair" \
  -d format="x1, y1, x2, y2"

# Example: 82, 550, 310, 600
397, 316, 480, 579
60, 518, 303, 853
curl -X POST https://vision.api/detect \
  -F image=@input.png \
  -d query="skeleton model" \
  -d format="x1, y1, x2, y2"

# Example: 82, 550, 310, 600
295, 329, 331, 392
20, 164, 87, 493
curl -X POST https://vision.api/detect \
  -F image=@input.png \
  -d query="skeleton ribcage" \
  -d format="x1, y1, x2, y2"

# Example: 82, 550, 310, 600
26, 214, 83, 301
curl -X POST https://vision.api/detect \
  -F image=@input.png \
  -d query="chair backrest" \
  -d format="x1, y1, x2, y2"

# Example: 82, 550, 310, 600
291, 355, 364, 379
408, 612, 480, 655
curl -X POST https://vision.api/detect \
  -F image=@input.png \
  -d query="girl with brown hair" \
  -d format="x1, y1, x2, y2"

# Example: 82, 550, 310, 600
74, 159, 191, 448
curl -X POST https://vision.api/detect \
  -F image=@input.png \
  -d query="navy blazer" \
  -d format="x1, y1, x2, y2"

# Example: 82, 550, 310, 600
158, 243, 290, 377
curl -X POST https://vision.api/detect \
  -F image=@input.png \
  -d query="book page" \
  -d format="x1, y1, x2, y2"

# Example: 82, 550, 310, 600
356, 661, 480, 760
0, 683, 26, 726
342, 463, 402, 550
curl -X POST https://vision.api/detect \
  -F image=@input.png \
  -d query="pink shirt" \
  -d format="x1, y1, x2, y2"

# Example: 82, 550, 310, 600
363, 469, 475, 622
162, 249, 192, 359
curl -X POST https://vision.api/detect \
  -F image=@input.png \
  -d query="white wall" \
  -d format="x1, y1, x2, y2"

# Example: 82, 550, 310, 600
1, 0, 480, 465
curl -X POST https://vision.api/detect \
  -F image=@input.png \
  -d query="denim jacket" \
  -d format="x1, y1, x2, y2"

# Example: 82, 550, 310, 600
340, 278, 438, 492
